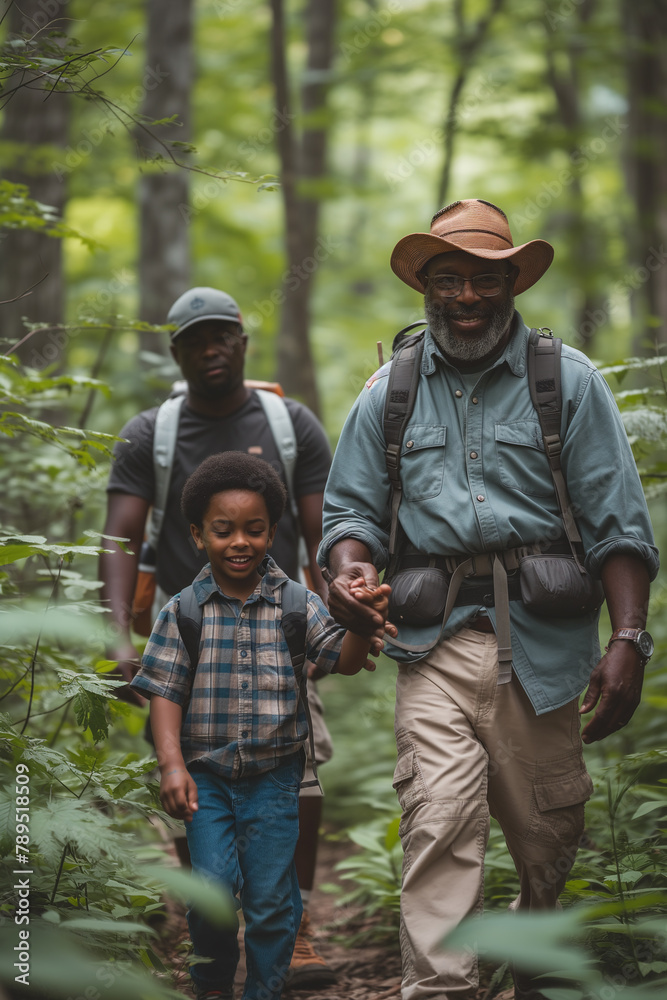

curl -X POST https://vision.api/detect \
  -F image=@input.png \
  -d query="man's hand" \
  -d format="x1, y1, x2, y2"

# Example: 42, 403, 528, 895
159, 767, 199, 822
348, 579, 398, 655
327, 561, 384, 640
582, 553, 651, 744
108, 642, 146, 708
579, 641, 644, 743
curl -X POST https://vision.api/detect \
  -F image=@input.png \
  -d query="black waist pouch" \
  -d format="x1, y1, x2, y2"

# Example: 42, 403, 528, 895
386, 566, 449, 626
519, 554, 604, 618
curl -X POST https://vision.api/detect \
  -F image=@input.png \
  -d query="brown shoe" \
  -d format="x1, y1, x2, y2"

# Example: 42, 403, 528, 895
286, 911, 338, 989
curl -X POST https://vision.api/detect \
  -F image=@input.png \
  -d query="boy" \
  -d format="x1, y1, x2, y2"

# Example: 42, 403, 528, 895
131, 452, 393, 1000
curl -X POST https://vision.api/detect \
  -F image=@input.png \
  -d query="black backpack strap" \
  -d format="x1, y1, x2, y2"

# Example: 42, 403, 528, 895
527, 329, 585, 572
383, 331, 425, 559
281, 580, 320, 790
176, 584, 203, 670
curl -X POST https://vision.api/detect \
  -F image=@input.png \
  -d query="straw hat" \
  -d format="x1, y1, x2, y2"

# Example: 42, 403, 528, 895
390, 199, 554, 295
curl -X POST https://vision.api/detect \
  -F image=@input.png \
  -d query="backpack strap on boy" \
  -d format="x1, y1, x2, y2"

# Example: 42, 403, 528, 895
175, 579, 320, 789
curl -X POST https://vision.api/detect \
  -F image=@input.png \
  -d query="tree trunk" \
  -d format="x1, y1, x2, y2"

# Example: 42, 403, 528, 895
436, 0, 504, 210
136, 0, 193, 357
621, 0, 667, 352
543, 1, 607, 351
270, 0, 336, 415
0, 0, 70, 368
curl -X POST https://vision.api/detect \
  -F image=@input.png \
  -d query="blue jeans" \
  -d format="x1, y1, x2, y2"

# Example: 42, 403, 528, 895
185, 755, 303, 1000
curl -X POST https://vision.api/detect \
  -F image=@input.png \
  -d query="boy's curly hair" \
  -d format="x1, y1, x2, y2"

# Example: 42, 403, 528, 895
181, 452, 287, 528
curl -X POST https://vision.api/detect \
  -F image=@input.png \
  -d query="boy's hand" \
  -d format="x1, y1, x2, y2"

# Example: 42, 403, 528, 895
159, 767, 199, 822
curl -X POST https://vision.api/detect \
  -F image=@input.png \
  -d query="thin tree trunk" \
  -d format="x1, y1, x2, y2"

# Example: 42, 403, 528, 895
136, 0, 193, 357
621, 0, 667, 352
436, 0, 504, 209
543, 1, 606, 350
271, 0, 336, 415
0, 0, 69, 368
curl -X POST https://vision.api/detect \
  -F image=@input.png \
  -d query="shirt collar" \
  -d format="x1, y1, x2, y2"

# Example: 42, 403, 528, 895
421, 310, 530, 378
191, 556, 289, 607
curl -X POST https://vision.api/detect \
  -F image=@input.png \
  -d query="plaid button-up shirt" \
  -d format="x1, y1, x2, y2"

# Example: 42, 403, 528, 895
131, 558, 345, 778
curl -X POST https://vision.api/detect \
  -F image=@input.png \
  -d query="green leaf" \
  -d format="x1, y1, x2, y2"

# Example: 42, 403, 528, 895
142, 864, 237, 927
632, 800, 667, 820
442, 910, 593, 977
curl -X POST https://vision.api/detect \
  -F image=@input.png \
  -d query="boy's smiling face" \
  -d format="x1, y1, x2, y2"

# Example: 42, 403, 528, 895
190, 489, 277, 599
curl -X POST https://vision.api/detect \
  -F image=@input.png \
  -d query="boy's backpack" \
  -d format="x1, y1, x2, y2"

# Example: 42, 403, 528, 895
131, 380, 307, 635
176, 577, 321, 788
383, 323, 587, 566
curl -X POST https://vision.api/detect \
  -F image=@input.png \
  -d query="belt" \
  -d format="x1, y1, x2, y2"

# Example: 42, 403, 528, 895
454, 575, 522, 607
467, 615, 496, 633
389, 542, 574, 674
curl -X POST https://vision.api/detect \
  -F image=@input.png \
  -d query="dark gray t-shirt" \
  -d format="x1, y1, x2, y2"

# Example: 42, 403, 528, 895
107, 390, 332, 595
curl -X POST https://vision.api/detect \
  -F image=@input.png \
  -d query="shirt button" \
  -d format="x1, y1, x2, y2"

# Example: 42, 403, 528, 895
455, 390, 463, 398
476, 494, 485, 502
240, 611, 245, 618
406, 440, 414, 448
470, 451, 478, 459
241, 730, 248, 738
240, 650, 247, 658
472, 396, 479, 404
241, 681, 248, 689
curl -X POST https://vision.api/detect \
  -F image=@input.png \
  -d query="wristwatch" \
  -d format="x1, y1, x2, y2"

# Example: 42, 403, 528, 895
607, 627, 654, 666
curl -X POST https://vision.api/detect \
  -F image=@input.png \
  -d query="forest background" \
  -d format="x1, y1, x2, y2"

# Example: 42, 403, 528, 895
1, 0, 666, 997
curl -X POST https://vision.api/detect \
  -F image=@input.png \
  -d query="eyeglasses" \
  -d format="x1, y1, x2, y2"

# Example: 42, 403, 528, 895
421, 273, 510, 297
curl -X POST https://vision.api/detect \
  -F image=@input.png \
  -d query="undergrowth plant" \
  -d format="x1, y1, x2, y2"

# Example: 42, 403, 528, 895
0, 355, 229, 998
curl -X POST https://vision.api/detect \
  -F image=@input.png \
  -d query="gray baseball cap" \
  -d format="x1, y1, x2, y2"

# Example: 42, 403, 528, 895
167, 286, 243, 342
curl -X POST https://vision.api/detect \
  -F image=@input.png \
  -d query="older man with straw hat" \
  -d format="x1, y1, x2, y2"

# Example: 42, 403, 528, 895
319, 200, 658, 998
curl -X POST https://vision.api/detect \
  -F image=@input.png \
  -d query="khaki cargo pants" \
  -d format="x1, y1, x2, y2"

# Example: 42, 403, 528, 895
393, 627, 593, 999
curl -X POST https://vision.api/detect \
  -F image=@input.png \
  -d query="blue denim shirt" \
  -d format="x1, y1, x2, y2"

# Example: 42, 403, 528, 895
319, 315, 658, 714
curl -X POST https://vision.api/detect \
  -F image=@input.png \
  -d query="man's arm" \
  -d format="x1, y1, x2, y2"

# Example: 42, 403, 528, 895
579, 553, 651, 743
99, 491, 151, 705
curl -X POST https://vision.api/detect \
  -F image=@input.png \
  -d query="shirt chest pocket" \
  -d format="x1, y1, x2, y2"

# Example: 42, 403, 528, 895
495, 420, 554, 497
400, 424, 447, 502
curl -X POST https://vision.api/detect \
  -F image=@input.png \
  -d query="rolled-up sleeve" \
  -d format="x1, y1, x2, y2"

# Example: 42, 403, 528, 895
130, 600, 193, 705
318, 381, 392, 571
561, 364, 659, 581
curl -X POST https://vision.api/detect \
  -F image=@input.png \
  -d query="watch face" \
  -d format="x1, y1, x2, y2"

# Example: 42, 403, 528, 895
638, 631, 654, 658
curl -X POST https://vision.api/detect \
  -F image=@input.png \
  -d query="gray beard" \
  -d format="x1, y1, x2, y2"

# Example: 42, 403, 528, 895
425, 293, 515, 363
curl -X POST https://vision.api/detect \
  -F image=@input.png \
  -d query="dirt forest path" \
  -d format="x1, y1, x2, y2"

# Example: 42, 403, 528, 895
155, 834, 514, 1000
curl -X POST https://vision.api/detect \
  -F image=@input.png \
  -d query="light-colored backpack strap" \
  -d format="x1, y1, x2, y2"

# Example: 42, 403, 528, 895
255, 389, 308, 578
255, 389, 298, 519
148, 394, 186, 549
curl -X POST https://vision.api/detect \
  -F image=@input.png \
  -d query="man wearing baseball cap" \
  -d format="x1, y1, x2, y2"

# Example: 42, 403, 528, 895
318, 201, 658, 998
100, 286, 339, 988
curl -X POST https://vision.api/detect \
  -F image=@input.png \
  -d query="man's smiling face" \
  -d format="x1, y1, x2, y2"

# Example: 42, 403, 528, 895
422, 250, 516, 364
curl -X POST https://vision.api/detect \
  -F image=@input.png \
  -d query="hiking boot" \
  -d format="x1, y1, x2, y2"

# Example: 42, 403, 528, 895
286, 911, 338, 988
193, 986, 234, 1000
